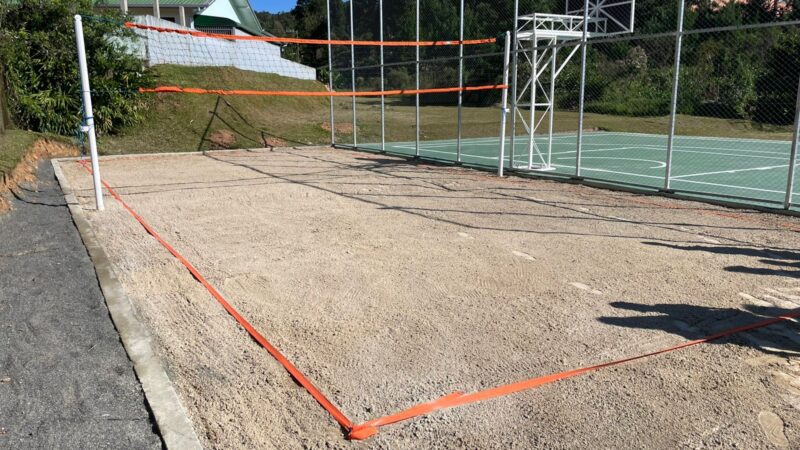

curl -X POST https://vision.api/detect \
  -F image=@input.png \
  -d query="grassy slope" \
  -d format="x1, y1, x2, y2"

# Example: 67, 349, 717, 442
98, 65, 796, 155
0, 130, 42, 178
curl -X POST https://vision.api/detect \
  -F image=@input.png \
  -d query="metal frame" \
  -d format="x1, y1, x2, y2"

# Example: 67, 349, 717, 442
512, 0, 634, 172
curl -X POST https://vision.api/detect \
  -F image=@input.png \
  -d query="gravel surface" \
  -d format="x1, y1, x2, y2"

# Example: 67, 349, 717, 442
60, 148, 800, 449
0, 162, 162, 449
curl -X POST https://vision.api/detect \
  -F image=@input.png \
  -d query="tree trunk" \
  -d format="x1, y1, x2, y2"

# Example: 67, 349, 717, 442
0, 65, 8, 133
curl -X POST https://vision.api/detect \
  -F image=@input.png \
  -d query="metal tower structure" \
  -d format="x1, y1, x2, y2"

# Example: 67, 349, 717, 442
511, 0, 635, 171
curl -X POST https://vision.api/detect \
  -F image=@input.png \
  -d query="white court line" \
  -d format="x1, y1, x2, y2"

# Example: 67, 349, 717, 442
638, 143, 789, 156
551, 146, 641, 155
672, 178, 787, 195
671, 164, 791, 179
560, 156, 666, 169
553, 164, 788, 196
393, 136, 580, 150
550, 164, 663, 180
601, 131, 794, 145
385, 145, 793, 197
614, 146, 788, 161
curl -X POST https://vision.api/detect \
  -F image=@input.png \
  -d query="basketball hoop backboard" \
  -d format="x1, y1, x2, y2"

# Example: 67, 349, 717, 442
566, 0, 635, 35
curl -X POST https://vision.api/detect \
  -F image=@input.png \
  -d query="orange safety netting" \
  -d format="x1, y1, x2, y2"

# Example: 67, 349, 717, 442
79, 159, 800, 441
139, 84, 508, 97
125, 22, 497, 47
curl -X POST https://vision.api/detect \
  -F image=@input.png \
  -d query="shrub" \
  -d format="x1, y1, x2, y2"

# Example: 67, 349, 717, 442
753, 30, 800, 125
0, 0, 151, 135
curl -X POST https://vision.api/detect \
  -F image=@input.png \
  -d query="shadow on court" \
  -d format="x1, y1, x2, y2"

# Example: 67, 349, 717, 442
598, 302, 800, 357
159, 149, 799, 255
644, 242, 800, 278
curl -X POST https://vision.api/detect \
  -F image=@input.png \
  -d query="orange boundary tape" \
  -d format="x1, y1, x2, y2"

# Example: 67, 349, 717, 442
347, 309, 800, 438
79, 158, 800, 441
139, 84, 507, 97
125, 22, 497, 47
77, 160, 354, 432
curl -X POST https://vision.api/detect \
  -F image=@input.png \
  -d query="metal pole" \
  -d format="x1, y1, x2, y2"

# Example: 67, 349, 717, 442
575, 0, 590, 177
379, 0, 385, 152
349, 0, 357, 147
121, 0, 128, 14
153, 0, 160, 20
509, 0, 519, 170
664, 0, 686, 190
456, 0, 465, 162
783, 76, 800, 209
547, 44, 557, 169
327, 0, 335, 145
415, 0, 421, 157
73, 15, 104, 211
527, 36, 537, 169
498, 31, 512, 177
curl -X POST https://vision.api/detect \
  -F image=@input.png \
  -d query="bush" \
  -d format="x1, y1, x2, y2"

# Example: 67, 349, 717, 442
753, 30, 800, 126
586, 68, 672, 117
0, 0, 151, 135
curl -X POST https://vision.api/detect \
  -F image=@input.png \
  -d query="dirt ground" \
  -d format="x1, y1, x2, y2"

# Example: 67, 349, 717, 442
59, 148, 800, 449
0, 139, 77, 212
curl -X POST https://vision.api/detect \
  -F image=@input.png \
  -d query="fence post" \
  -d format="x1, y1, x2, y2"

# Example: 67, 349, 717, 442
509, 0, 519, 170
349, 0, 357, 147
575, 0, 590, 177
664, 0, 686, 190
498, 31, 512, 177
784, 76, 800, 209
73, 15, 104, 211
415, 0, 421, 157
379, 0, 385, 152
326, 0, 335, 145
456, 0, 465, 162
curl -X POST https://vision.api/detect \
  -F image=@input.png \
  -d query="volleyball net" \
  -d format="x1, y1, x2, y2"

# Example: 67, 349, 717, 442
116, 14, 511, 161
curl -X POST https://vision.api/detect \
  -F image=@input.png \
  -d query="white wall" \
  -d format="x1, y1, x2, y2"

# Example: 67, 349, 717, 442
128, 16, 317, 81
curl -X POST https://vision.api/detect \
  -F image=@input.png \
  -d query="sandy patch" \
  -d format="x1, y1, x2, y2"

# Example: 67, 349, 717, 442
59, 147, 800, 448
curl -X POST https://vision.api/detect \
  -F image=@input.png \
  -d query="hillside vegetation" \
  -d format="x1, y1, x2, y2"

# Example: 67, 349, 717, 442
93, 64, 796, 157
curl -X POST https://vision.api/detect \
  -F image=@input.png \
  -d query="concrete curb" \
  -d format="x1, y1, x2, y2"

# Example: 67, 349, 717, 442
52, 159, 203, 450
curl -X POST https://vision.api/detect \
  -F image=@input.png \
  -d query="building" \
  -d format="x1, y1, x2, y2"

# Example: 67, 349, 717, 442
95, 0, 316, 80
95, 0, 267, 36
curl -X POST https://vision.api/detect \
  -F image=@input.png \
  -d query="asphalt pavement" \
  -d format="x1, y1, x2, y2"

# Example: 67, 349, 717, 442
0, 161, 162, 449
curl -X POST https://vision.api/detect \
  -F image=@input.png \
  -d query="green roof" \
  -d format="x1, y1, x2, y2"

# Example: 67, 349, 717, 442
221, 0, 264, 36
95, 0, 264, 36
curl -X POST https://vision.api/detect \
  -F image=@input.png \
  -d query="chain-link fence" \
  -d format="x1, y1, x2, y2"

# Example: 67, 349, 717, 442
327, 0, 800, 211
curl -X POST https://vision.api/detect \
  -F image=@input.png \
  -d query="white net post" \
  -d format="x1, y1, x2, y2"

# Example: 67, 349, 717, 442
664, 0, 685, 191
498, 31, 512, 177
73, 15, 104, 211
327, 0, 335, 145
785, 75, 800, 209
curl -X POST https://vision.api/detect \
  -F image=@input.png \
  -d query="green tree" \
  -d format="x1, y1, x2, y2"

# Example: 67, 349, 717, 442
754, 29, 800, 125
0, 0, 151, 135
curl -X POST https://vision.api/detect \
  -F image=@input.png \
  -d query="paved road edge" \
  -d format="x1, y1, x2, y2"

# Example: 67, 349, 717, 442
52, 158, 203, 450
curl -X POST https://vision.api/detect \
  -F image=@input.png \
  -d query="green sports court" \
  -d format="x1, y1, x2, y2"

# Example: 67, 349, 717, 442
358, 132, 800, 208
